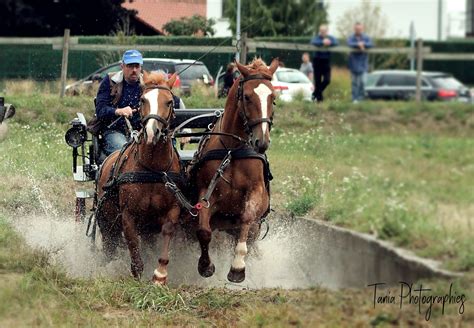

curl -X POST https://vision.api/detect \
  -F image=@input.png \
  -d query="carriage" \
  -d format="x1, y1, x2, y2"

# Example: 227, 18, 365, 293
64, 60, 278, 284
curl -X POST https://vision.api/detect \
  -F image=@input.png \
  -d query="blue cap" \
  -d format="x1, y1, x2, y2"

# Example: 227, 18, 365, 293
122, 49, 143, 65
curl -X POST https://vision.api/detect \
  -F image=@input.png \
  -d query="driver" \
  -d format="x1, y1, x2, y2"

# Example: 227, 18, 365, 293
95, 49, 143, 156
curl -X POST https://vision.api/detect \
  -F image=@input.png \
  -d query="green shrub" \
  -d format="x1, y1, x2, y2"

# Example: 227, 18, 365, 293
286, 193, 316, 216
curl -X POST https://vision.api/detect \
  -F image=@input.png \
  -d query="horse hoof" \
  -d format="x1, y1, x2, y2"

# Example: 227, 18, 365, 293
198, 263, 215, 278
227, 268, 245, 283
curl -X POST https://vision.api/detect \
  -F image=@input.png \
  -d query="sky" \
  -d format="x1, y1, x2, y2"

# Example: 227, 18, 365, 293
447, 0, 466, 12
326, 0, 467, 39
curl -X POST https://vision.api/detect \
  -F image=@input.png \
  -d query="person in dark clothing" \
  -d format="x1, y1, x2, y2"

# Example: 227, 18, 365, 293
95, 49, 143, 155
310, 24, 338, 102
220, 63, 238, 98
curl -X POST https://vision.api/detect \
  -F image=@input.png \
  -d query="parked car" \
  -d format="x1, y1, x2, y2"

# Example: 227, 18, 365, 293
65, 58, 214, 96
215, 66, 313, 102
365, 70, 472, 102
271, 67, 314, 102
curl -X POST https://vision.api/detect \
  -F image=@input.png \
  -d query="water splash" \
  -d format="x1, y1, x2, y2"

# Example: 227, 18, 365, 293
10, 213, 337, 289
11, 211, 449, 289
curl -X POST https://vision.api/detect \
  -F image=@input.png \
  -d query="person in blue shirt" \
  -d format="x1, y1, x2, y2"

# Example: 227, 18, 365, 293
95, 49, 144, 156
347, 22, 373, 103
310, 24, 338, 102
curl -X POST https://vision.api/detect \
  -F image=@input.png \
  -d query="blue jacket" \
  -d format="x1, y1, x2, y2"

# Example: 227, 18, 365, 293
310, 34, 338, 60
347, 33, 373, 74
95, 73, 142, 134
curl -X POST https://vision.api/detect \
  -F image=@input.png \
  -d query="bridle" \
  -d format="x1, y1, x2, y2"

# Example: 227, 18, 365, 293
140, 85, 175, 139
236, 74, 275, 136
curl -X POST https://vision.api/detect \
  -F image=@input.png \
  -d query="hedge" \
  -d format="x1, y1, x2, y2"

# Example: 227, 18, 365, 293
1, 36, 473, 84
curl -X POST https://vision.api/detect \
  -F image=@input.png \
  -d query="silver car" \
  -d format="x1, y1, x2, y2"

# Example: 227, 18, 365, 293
365, 70, 472, 102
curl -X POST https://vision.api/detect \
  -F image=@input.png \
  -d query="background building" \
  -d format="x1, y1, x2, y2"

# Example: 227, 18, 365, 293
122, 0, 231, 36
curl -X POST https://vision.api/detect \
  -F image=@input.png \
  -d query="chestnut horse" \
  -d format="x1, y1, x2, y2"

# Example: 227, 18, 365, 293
189, 58, 279, 283
96, 71, 182, 284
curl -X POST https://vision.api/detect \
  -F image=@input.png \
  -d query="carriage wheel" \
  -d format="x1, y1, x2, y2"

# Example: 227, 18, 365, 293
75, 197, 86, 222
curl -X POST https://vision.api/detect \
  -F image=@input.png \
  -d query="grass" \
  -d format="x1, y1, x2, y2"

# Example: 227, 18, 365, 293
0, 79, 473, 325
268, 118, 474, 270
0, 213, 471, 326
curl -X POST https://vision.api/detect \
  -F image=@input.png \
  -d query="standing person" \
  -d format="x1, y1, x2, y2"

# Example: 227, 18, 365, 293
220, 63, 238, 98
310, 24, 338, 102
299, 52, 313, 82
347, 22, 373, 103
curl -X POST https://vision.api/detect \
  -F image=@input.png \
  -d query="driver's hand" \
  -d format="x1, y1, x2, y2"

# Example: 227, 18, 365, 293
115, 106, 136, 117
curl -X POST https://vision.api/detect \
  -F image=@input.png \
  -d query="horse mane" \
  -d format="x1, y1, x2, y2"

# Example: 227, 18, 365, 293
143, 71, 168, 86
245, 57, 272, 78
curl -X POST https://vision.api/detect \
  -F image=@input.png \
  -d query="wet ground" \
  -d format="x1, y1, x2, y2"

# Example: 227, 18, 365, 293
12, 213, 454, 289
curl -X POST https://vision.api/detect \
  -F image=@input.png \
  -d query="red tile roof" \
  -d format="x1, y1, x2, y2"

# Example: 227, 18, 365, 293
123, 0, 207, 34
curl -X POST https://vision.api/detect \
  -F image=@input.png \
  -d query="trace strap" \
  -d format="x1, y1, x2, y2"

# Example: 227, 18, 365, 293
163, 174, 200, 217
199, 150, 233, 208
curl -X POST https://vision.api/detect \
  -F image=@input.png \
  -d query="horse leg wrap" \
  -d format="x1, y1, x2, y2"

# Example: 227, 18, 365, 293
152, 269, 167, 285
231, 241, 247, 270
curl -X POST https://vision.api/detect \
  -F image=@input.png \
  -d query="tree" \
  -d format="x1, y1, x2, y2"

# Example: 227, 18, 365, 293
0, 0, 136, 36
335, 0, 388, 40
336, 0, 408, 70
224, 0, 328, 37
163, 15, 215, 36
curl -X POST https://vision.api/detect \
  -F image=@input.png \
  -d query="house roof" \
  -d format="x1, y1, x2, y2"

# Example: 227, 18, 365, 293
122, 0, 207, 34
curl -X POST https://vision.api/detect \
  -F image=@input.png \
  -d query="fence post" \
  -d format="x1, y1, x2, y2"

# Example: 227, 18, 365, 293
415, 38, 423, 102
240, 32, 248, 65
60, 29, 70, 98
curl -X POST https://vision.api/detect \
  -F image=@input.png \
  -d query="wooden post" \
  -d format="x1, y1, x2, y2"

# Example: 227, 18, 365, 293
415, 38, 423, 102
60, 29, 70, 98
240, 32, 248, 65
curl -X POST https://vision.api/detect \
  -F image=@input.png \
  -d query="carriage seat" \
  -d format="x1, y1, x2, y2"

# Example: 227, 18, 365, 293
93, 138, 196, 168
92, 134, 107, 166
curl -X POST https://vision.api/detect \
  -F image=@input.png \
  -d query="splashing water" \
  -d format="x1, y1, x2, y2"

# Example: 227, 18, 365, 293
10, 212, 343, 289
10, 186, 448, 290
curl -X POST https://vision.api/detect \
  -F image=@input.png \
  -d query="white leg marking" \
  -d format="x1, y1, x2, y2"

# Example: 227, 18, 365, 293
144, 88, 159, 142
253, 83, 272, 135
231, 242, 248, 269
153, 268, 167, 278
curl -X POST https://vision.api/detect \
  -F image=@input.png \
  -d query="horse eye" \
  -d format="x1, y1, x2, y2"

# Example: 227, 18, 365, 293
244, 95, 251, 102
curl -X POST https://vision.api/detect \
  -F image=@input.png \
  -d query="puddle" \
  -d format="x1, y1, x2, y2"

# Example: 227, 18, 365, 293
11, 213, 457, 289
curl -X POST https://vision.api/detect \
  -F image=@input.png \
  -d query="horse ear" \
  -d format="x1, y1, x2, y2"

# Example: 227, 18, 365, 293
235, 61, 251, 77
167, 73, 177, 89
268, 58, 279, 75
142, 70, 149, 81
